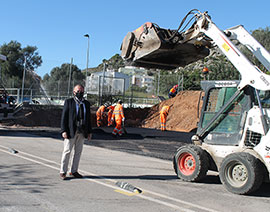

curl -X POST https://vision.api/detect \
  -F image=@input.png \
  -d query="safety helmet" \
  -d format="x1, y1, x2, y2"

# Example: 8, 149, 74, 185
202, 67, 209, 74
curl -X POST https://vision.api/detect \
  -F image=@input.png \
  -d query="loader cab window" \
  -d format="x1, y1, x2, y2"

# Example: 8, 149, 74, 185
200, 86, 250, 145
258, 90, 270, 108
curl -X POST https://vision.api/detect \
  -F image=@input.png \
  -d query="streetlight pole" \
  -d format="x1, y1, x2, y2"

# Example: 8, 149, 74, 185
67, 57, 73, 96
21, 56, 27, 103
84, 34, 90, 88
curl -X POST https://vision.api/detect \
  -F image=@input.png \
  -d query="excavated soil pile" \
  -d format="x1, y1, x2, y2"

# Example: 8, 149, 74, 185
0, 91, 203, 132
0, 105, 63, 128
141, 90, 203, 132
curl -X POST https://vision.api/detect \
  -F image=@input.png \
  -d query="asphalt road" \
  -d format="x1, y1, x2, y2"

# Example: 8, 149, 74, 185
0, 127, 269, 212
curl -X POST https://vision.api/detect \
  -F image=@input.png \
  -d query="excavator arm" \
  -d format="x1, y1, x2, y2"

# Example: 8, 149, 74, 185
120, 10, 270, 91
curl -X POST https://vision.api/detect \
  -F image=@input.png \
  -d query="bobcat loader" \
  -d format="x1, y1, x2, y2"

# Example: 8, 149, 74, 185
120, 9, 270, 194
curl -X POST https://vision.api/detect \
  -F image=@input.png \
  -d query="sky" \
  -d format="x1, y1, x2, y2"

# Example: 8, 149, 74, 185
1, 0, 269, 78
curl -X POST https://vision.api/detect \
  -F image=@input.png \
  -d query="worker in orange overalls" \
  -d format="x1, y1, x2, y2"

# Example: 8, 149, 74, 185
96, 103, 107, 127
160, 105, 170, 131
112, 100, 125, 137
168, 85, 178, 98
107, 104, 115, 126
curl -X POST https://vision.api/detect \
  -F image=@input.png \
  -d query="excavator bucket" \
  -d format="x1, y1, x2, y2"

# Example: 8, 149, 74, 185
120, 22, 210, 70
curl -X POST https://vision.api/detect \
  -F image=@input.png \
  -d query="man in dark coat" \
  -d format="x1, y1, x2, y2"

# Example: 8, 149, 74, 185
60, 84, 92, 180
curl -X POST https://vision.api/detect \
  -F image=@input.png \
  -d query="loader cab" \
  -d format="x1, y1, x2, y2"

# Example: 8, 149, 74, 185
197, 81, 254, 146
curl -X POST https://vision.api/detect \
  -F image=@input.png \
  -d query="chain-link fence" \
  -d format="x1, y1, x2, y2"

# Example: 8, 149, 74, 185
154, 74, 184, 98
4, 70, 208, 107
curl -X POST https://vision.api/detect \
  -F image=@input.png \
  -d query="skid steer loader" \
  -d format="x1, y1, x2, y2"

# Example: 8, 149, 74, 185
120, 9, 270, 194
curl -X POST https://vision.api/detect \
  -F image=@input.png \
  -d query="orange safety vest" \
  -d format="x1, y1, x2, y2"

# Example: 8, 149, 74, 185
112, 104, 125, 136
169, 87, 176, 94
160, 106, 170, 131
96, 105, 105, 120
107, 105, 115, 126
107, 105, 115, 114
112, 104, 125, 120
160, 106, 170, 116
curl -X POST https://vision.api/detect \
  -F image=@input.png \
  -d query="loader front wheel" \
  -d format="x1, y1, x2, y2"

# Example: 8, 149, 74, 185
220, 152, 263, 195
174, 145, 209, 182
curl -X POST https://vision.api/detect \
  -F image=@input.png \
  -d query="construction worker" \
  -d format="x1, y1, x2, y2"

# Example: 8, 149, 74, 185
168, 85, 178, 98
111, 100, 125, 137
96, 103, 107, 127
107, 104, 115, 126
202, 67, 209, 80
160, 105, 170, 131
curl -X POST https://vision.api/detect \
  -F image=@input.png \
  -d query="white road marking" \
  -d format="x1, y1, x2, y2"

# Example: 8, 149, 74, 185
0, 144, 219, 212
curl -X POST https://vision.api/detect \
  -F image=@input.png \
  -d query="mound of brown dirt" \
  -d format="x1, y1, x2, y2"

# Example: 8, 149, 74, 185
0, 105, 63, 128
0, 91, 202, 132
141, 91, 203, 132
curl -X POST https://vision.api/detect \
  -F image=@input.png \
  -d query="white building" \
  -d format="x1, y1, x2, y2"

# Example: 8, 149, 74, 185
119, 66, 155, 93
132, 75, 154, 93
85, 69, 130, 95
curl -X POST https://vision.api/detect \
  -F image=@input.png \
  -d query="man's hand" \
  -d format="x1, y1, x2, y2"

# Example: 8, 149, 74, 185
87, 133, 92, 141
62, 132, 68, 139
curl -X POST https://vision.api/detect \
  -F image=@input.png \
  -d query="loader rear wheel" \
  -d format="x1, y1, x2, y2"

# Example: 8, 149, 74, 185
174, 145, 209, 182
220, 152, 264, 195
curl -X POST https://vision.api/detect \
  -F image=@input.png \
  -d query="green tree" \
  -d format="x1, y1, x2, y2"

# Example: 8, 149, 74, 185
241, 27, 270, 73
0, 40, 42, 88
252, 27, 270, 51
42, 63, 85, 96
207, 55, 240, 81
154, 70, 183, 95
182, 69, 202, 90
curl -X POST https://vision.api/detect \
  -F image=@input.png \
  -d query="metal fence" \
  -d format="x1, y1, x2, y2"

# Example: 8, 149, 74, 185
3, 72, 206, 107
154, 74, 184, 97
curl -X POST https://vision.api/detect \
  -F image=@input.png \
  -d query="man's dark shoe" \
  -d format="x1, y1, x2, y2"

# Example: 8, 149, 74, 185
60, 173, 67, 180
70, 172, 83, 178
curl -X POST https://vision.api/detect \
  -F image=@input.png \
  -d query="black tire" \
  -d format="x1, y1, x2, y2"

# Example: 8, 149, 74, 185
219, 152, 264, 195
173, 145, 209, 182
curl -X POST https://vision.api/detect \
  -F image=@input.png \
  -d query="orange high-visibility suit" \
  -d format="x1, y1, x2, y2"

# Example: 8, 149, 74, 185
112, 103, 125, 136
168, 85, 178, 98
96, 105, 106, 127
107, 105, 115, 126
160, 106, 170, 131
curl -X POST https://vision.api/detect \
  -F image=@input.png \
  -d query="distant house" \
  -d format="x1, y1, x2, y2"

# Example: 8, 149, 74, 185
119, 66, 154, 93
132, 74, 154, 93
85, 69, 130, 95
